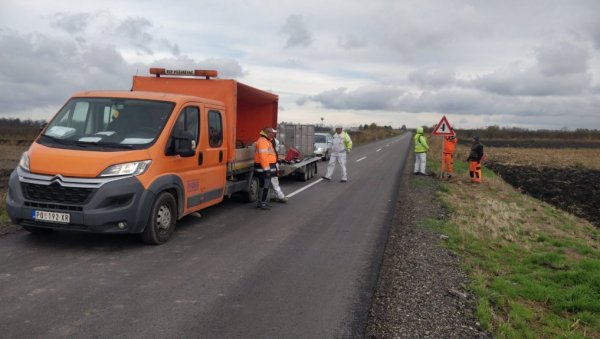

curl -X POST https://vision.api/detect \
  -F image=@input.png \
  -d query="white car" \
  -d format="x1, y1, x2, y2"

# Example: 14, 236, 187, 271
314, 132, 333, 161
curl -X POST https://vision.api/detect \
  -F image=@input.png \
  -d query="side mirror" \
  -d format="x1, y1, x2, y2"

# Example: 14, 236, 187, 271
173, 131, 195, 157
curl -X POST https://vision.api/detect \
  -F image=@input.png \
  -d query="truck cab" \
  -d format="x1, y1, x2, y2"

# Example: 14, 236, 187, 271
6, 68, 278, 244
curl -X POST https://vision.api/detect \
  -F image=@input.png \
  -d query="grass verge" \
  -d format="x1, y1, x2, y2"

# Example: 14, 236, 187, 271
424, 156, 600, 338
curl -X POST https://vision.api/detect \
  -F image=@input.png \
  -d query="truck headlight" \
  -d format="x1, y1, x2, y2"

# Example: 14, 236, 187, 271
19, 152, 30, 171
99, 160, 151, 177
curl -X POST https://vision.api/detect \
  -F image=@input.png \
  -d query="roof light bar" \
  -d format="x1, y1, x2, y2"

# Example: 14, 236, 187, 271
149, 68, 218, 79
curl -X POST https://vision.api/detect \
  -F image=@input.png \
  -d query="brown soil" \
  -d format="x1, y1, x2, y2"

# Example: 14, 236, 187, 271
487, 163, 600, 228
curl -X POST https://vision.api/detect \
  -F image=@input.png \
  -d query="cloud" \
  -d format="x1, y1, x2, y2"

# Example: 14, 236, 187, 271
408, 69, 456, 89
303, 85, 403, 110
50, 12, 92, 34
0, 25, 244, 119
471, 62, 592, 97
280, 14, 312, 48
116, 17, 154, 54
337, 33, 367, 49
535, 41, 590, 76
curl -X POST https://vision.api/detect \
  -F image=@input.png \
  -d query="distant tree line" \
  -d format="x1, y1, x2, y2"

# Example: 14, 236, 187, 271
420, 125, 600, 140
0, 118, 47, 140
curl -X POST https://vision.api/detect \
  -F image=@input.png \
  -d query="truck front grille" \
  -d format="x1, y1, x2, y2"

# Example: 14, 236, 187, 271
22, 182, 93, 204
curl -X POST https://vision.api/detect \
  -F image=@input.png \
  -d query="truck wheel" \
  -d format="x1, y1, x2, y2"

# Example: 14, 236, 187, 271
309, 163, 315, 179
141, 192, 176, 245
245, 176, 259, 202
323, 152, 329, 161
303, 166, 309, 181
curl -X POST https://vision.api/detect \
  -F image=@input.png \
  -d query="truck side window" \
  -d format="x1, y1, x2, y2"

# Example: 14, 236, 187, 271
167, 106, 199, 154
208, 110, 223, 147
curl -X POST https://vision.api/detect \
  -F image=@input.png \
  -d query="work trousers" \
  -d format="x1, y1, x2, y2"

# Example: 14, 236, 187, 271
414, 152, 427, 174
325, 151, 347, 181
256, 172, 272, 203
469, 160, 482, 183
441, 153, 454, 175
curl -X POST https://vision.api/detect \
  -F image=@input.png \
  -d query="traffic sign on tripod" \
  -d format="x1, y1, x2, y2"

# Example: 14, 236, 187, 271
432, 115, 455, 136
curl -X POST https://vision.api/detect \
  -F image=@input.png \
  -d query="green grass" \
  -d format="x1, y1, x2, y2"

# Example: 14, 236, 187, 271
422, 154, 600, 338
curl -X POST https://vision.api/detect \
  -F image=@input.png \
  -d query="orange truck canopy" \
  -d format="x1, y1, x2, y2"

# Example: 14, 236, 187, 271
131, 71, 278, 161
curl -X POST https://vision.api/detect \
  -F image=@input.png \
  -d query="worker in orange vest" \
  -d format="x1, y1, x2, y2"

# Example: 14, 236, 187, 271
441, 135, 457, 179
254, 127, 278, 210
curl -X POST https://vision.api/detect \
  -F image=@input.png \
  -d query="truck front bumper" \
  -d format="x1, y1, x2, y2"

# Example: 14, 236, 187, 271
5, 167, 155, 234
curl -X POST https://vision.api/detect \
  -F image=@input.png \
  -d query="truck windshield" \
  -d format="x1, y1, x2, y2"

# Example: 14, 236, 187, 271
39, 98, 174, 151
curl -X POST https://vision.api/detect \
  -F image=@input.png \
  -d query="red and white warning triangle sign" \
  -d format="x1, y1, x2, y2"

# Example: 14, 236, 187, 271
432, 115, 455, 136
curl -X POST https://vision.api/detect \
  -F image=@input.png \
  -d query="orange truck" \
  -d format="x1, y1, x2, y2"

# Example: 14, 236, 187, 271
6, 68, 278, 244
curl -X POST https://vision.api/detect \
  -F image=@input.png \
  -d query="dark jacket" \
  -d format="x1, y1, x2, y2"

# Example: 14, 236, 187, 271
467, 142, 484, 162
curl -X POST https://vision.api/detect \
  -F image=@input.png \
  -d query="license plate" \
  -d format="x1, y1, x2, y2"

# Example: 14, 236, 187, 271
32, 210, 70, 224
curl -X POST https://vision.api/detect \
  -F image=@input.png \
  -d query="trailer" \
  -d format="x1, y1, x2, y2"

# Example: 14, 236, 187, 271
275, 124, 322, 181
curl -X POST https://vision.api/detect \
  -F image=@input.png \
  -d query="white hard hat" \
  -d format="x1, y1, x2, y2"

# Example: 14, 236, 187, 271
335, 124, 343, 129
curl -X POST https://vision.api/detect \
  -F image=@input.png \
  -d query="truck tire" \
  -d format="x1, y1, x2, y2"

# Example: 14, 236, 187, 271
245, 176, 259, 202
141, 192, 176, 245
323, 151, 329, 161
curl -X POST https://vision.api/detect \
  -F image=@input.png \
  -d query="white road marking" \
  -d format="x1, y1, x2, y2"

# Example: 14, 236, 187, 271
376, 148, 382, 152
287, 178, 324, 198
356, 156, 367, 162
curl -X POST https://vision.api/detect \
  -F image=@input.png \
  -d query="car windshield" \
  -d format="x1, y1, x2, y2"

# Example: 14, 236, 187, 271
40, 98, 174, 151
314, 134, 327, 143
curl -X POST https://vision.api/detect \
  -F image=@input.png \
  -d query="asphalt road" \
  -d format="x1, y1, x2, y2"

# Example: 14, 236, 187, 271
0, 133, 412, 338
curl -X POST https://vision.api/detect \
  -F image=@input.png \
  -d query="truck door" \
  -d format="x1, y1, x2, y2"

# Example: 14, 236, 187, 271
198, 108, 226, 204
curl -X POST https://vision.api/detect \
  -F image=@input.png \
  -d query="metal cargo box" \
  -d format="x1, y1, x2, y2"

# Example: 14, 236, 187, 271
277, 124, 315, 157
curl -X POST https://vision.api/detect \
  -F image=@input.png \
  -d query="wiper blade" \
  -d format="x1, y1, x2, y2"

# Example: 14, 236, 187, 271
95, 142, 134, 149
40, 134, 71, 145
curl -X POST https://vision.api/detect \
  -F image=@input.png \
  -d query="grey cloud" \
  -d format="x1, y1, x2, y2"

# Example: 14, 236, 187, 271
337, 34, 367, 50
280, 15, 312, 48
50, 12, 91, 34
0, 30, 135, 115
301, 84, 599, 125
535, 42, 590, 76
471, 64, 592, 97
116, 17, 154, 54
308, 86, 403, 110
408, 69, 456, 89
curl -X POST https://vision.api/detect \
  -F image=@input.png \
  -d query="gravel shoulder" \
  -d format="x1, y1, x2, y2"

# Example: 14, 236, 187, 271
365, 163, 491, 338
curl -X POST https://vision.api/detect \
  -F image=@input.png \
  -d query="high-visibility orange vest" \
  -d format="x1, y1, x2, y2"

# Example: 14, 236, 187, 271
254, 135, 277, 170
443, 136, 457, 154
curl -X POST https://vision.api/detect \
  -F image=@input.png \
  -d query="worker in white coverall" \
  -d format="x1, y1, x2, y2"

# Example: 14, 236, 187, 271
270, 130, 288, 203
323, 125, 353, 182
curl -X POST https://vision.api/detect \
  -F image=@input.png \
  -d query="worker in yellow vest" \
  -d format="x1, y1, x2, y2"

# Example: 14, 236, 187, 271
413, 127, 429, 175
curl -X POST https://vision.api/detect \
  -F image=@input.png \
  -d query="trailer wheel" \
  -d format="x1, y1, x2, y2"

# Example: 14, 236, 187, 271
141, 192, 176, 245
245, 176, 259, 202
309, 163, 315, 179
303, 166, 310, 181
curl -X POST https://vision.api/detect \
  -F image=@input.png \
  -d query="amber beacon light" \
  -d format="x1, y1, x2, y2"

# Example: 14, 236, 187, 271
149, 68, 218, 79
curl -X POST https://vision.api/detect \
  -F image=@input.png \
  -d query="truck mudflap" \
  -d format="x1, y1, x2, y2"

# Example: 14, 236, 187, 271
5, 167, 157, 234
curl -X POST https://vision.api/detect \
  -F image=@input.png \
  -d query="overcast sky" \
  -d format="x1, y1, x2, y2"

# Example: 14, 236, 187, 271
1, 0, 599, 130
